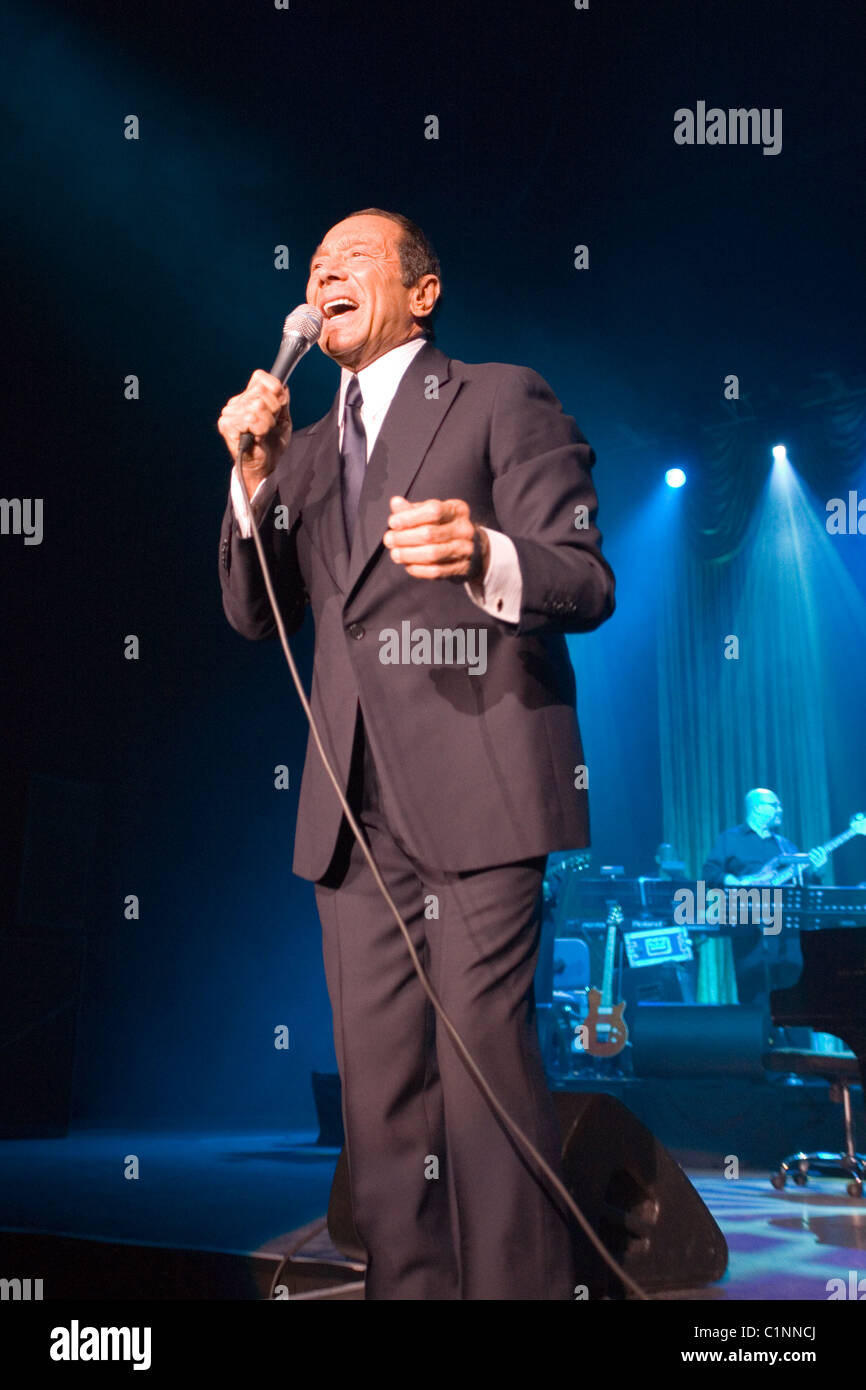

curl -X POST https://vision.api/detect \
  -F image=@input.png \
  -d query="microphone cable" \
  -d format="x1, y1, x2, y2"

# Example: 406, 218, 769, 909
233, 441, 649, 1303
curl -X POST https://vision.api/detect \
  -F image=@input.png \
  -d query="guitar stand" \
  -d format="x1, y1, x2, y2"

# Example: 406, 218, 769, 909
763, 1049, 866, 1198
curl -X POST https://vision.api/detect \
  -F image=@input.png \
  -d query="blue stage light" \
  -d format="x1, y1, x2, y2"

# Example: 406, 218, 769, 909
665, 468, 687, 489
772, 444, 788, 463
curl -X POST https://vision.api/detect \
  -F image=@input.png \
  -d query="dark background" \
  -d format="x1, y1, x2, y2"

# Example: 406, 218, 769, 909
1, 0, 864, 1129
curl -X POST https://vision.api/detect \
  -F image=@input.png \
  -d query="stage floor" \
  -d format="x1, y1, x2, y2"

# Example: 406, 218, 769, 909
1, 1128, 865, 1299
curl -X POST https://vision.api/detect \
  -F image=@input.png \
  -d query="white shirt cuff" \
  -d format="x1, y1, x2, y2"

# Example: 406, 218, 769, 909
230, 468, 278, 538
464, 527, 522, 624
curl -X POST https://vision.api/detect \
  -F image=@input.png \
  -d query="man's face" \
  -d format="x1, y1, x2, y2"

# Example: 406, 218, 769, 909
305, 214, 435, 372
753, 794, 783, 831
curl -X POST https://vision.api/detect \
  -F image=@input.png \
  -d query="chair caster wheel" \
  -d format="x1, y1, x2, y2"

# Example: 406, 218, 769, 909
770, 1173, 786, 1189
846, 1181, 863, 1199
792, 1172, 808, 1186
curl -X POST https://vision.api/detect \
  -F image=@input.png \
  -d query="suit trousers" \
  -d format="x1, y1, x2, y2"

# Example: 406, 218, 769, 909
313, 707, 576, 1300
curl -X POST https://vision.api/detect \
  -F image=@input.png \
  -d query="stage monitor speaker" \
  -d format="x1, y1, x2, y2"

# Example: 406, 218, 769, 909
553, 1090, 728, 1297
327, 1087, 728, 1295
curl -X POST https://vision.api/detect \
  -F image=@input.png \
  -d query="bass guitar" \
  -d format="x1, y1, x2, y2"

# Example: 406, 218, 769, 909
742, 813, 866, 886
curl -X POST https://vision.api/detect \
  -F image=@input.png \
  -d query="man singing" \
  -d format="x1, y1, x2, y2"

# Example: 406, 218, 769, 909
217, 210, 616, 1299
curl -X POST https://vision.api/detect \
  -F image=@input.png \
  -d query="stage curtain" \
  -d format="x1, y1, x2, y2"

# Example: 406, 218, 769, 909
656, 391, 866, 1001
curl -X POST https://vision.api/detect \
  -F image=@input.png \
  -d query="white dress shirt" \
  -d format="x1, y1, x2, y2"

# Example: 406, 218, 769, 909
230, 336, 522, 623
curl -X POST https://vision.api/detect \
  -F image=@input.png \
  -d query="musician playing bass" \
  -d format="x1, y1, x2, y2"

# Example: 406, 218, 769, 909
702, 788, 827, 888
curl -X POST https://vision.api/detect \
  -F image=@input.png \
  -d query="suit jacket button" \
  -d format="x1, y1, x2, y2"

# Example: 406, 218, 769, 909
348, 623, 365, 640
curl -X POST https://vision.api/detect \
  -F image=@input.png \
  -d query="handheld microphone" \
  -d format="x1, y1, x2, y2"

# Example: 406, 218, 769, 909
268, 303, 324, 383
239, 304, 323, 455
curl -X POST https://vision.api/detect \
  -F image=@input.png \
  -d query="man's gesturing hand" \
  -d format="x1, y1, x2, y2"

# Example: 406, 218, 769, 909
383, 496, 490, 581
217, 370, 291, 496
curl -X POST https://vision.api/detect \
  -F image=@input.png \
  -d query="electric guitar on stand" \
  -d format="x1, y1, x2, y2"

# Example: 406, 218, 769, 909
581, 901, 630, 1064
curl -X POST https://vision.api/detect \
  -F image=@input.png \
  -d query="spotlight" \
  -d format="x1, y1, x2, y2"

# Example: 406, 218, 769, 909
772, 444, 788, 463
665, 468, 686, 489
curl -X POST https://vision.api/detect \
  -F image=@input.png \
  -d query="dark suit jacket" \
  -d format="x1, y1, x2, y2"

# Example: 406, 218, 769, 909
219, 341, 616, 882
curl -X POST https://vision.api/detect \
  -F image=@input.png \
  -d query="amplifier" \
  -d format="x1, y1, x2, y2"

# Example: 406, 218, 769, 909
629, 1004, 770, 1079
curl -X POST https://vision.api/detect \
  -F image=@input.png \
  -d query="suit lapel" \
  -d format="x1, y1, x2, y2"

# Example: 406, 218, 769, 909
291, 395, 349, 591
343, 342, 462, 603
297, 342, 463, 600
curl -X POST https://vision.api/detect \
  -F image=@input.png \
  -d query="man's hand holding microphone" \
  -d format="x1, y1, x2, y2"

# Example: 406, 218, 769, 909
217, 304, 323, 498
217, 369, 291, 498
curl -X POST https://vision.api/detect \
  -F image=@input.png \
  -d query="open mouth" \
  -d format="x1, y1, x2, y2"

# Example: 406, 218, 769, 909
322, 297, 359, 320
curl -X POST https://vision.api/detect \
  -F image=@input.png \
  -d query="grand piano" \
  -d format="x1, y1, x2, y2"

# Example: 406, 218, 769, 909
771, 903, 866, 1099
760, 833, 866, 1091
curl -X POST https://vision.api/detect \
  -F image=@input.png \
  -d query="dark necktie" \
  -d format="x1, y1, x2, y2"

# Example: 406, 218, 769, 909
340, 375, 367, 549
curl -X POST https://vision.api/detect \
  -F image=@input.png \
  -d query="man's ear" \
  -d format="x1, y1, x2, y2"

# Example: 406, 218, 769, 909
409, 274, 441, 317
